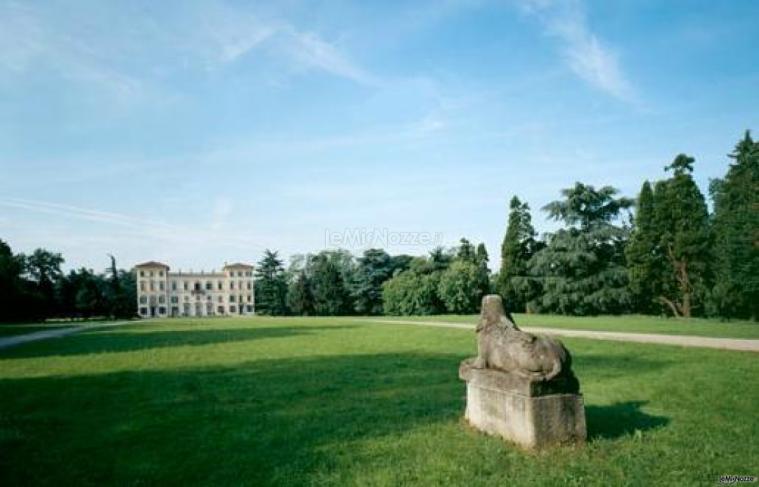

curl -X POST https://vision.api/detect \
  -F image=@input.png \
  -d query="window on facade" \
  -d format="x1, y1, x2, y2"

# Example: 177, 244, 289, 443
247, 282, 251, 290
140, 270, 144, 277
140, 307, 148, 315
140, 282, 145, 291
247, 295, 252, 302
207, 295, 212, 301
246, 305, 253, 312
170, 296, 178, 304
139, 296, 147, 304
159, 271, 163, 277
217, 306, 224, 314
183, 282, 188, 291
158, 295, 165, 304
230, 306, 236, 313
159, 282, 165, 291
172, 281, 177, 291
230, 282, 235, 290
218, 296, 223, 303
217, 281, 222, 290
150, 282, 155, 291
230, 295, 235, 302
158, 306, 166, 314
205, 282, 212, 290
194, 282, 201, 291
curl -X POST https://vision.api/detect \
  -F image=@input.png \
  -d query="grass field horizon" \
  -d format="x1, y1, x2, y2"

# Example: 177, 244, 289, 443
3, 312, 758, 341
1, 316, 757, 485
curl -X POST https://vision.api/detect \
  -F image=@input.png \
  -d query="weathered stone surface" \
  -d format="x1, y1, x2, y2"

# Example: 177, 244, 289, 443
459, 358, 579, 396
463, 367, 587, 448
460, 294, 586, 448
473, 295, 574, 381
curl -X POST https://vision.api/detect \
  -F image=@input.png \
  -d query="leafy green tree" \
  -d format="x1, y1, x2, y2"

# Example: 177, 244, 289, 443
0, 239, 27, 322
105, 255, 135, 318
653, 155, 711, 317
428, 246, 454, 271
498, 196, 541, 312
21, 248, 64, 317
254, 250, 289, 315
382, 258, 444, 315
626, 181, 660, 314
309, 251, 353, 315
456, 238, 476, 263
352, 249, 394, 315
710, 131, 759, 319
287, 270, 314, 316
438, 260, 484, 313
528, 183, 633, 315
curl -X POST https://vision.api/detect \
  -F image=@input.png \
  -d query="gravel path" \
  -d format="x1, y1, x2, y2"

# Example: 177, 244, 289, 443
0, 320, 146, 351
367, 319, 759, 353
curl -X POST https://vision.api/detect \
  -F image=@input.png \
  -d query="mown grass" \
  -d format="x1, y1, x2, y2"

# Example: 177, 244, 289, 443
0, 323, 79, 338
375, 313, 759, 339
0, 316, 757, 486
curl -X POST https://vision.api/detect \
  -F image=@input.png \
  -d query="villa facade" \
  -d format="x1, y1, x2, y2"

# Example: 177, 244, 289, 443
134, 261, 255, 318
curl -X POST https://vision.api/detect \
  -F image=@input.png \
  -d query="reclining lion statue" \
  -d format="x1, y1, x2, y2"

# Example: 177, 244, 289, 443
470, 295, 573, 381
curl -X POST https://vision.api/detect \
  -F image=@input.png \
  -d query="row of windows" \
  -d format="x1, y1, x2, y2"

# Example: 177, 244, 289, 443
139, 304, 254, 316
139, 295, 252, 304
138, 270, 252, 278
138, 270, 165, 277
139, 281, 252, 292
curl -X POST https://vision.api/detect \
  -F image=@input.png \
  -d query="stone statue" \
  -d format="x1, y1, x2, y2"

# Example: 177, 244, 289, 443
470, 295, 573, 382
459, 295, 586, 448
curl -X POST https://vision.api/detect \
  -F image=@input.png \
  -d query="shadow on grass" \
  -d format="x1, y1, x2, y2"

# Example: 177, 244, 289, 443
0, 325, 357, 359
0, 352, 465, 485
586, 401, 670, 440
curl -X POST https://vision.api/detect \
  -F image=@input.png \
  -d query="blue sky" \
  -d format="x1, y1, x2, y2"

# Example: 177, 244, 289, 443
0, 0, 757, 272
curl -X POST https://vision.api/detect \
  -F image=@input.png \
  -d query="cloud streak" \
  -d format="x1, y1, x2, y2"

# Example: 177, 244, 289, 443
0, 0, 378, 98
0, 196, 271, 251
519, 0, 635, 102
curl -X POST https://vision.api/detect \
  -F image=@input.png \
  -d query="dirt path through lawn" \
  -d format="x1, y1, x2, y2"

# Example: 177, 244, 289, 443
0, 320, 147, 351
367, 319, 759, 352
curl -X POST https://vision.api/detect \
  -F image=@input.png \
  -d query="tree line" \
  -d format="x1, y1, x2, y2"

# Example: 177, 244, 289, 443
256, 131, 757, 320
2, 131, 755, 323
0, 243, 136, 322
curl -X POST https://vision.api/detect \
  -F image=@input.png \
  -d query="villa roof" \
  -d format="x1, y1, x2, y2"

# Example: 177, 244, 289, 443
223, 262, 254, 269
134, 261, 170, 269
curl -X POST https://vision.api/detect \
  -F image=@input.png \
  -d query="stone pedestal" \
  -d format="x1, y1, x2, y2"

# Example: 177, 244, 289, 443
459, 361, 586, 449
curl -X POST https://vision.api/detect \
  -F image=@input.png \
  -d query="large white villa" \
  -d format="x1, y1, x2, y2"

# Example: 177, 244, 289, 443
134, 261, 255, 318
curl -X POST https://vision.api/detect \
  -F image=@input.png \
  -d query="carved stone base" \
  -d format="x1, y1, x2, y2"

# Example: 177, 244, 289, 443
460, 364, 586, 449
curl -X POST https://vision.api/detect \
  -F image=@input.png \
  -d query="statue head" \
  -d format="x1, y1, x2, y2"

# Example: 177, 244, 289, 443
477, 294, 513, 332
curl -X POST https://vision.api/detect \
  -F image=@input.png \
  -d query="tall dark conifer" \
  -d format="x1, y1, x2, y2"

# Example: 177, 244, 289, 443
626, 181, 660, 314
254, 250, 289, 315
710, 132, 759, 319
652, 154, 711, 317
498, 196, 540, 312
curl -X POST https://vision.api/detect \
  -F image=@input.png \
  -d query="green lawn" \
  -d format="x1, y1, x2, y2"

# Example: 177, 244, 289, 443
374, 313, 759, 339
0, 323, 78, 338
1, 317, 757, 486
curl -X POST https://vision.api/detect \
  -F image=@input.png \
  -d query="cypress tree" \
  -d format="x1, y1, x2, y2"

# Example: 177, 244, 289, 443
498, 196, 540, 312
626, 181, 660, 314
710, 131, 759, 319
653, 154, 711, 318
254, 250, 289, 315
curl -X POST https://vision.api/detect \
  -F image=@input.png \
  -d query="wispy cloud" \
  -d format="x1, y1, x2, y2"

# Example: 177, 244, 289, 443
0, 196, 271, 251
518, 0, 635, 102
0, 0, 378, 98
